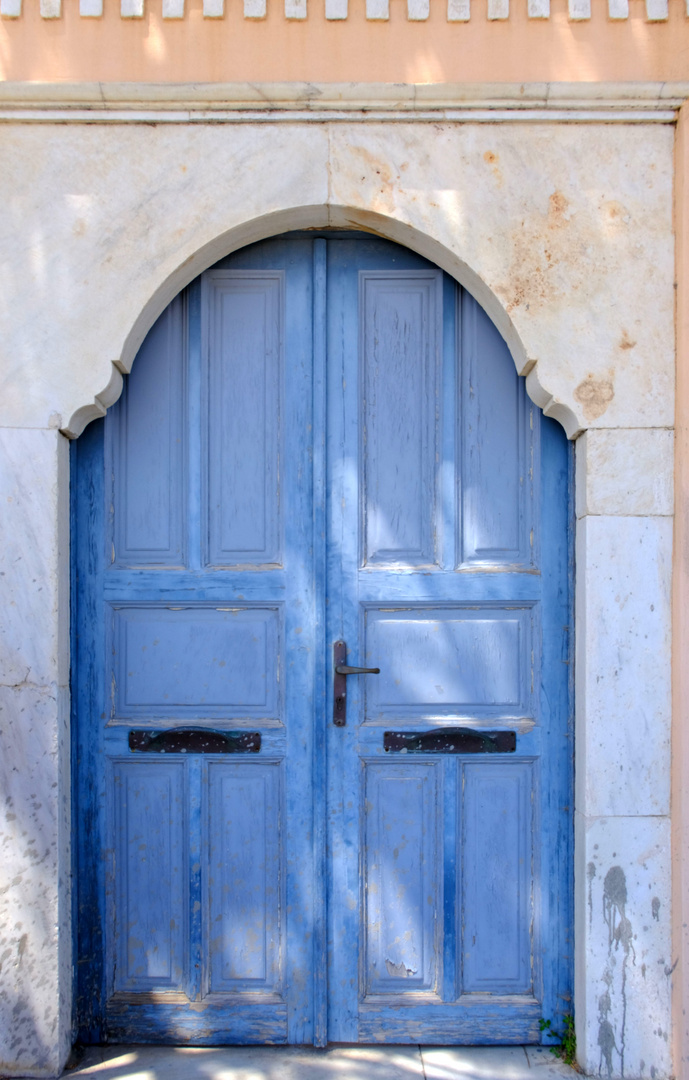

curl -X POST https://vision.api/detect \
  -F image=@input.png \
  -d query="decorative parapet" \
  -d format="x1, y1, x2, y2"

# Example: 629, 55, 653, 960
0, 0, 685, 19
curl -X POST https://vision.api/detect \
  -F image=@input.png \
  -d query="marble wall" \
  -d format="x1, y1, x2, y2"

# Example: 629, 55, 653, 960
0, 115, 675, 1077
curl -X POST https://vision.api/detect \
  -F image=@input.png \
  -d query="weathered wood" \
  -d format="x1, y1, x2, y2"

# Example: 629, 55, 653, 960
73, 232, 572, 1047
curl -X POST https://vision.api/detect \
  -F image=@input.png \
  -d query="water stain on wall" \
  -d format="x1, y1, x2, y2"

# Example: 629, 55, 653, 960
599, 866, 634, 1078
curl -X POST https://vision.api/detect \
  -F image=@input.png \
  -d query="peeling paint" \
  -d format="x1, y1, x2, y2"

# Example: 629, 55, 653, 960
385, 959, 417, 978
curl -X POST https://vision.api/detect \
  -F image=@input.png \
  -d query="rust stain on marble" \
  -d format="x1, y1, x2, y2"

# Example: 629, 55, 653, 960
574, 374, 615, 422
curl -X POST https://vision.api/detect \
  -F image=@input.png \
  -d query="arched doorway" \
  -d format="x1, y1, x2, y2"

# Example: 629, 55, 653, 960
71, 231, 573, 1046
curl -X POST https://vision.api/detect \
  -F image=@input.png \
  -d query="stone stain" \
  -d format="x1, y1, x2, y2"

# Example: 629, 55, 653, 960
599, 866, 634, 1078
548, 191, 571, 228
483, 150, 504, 188
496, 186, 582, 318
588, 861, 596, 928
573, 374, 615, 422
619, 329, 637, 351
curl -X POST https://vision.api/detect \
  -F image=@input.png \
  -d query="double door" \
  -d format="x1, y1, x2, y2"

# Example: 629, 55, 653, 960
73, 232, 572, 1046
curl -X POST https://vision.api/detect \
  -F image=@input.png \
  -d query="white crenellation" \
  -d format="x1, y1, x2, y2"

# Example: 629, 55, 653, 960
447, 0, 471, 17
0, 0, 22, 14
29, 0, 689, 19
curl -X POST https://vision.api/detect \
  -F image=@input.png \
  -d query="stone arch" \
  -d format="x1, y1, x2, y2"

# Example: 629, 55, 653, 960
63, 204, 580, 440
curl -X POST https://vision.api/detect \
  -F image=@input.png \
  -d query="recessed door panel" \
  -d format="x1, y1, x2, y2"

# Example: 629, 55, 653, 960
208, 762, 281, 993
363, 761, 440, 997
110, 297, 187, 567
363, 606, 534, 721
110, 760, 186, 994
110, 605, 281, 720
461, 760, 535, 994
360, 272, 441, 568
205, 272, 283, 567
459, 294, 537, 569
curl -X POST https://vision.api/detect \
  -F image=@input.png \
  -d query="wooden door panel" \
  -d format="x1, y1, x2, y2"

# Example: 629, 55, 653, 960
110, 296, 187, 568
363, 605, 534, 721
360, 272, 442, 568
204, 272, 283, 567
110, 760, 186, 994
363, 761, 441, 998
208, 762, 282, 993
459, 293, 537, 569
109, 604, 282, 720
461, 760, 535, 995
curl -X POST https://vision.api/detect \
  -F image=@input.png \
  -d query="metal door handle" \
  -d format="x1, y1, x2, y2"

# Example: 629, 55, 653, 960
333, 640, 380, 727
335, 664, 381, 675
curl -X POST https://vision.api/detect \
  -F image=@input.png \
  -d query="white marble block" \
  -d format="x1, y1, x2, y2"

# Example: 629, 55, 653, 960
575, 814, 672, 1079
366, 0, 389, 16
0, 429, 71, 1078
0, 0, 22, 16
527, 0, 549, 16
40, 0, 61, 15
575, 514, 672, 819
80, 0, 104, 14
576, 429, 674, 519
568, 0, 590, 17
203, 0, 224, 14
608, 0, 628, 16
326, 0, 347, 16
285, 0, 307, 16
121, 0, 144, 15
645, 0, 668, 17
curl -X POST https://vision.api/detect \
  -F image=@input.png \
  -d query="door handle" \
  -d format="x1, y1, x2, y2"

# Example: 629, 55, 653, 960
333, 640, 379, 727
335, 665, 381, 676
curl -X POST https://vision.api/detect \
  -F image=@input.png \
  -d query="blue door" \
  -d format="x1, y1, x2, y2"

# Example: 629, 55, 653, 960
73, 232, 572, 1046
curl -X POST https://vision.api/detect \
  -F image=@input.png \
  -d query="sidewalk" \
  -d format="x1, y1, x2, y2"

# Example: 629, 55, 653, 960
63, 1045, 580, 1080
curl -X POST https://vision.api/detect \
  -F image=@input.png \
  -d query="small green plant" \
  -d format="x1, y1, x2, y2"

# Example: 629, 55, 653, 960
539, 1014, 577, 1067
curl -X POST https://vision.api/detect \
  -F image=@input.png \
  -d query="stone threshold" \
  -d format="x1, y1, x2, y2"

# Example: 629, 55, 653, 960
61, 1043, 581, 1080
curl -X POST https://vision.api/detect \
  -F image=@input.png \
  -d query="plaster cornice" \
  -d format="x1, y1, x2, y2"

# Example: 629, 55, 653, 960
0, 81, 685, 122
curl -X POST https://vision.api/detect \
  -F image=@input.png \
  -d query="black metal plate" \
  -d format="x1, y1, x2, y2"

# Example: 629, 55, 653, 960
383, 729, 516, 754
128, 729, 261, 754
